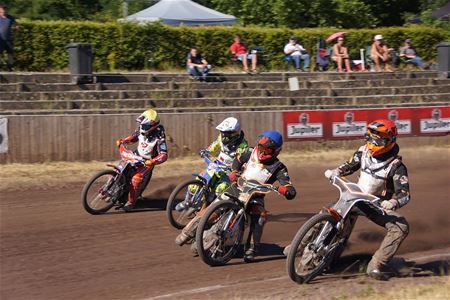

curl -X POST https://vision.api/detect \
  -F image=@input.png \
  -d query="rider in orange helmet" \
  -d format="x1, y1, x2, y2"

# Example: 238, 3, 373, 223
325, 119, 410, 280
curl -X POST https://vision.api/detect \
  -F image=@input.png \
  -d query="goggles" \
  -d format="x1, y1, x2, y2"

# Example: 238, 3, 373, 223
257, 144, 275, 155
365, 132, 391, 147
221, 131, 239, 138
141, 122, 155, 131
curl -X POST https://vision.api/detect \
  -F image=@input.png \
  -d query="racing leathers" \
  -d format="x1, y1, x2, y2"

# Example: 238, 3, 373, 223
175, 133, 248, 247
229, 147, 296, 258
334, 143, 410, 275
206, 131, 248, 167
175, 147, 296, 251
119, 125, 168, 206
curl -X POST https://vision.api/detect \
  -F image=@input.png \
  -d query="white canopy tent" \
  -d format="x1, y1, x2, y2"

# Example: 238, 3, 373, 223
121, 0, 236, 26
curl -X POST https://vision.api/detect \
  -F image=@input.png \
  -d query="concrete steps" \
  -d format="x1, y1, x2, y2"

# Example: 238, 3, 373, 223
0, 71, 448, 115
2, 101, 447, 116
0, 71, 442, 84
1, 94, 448, 112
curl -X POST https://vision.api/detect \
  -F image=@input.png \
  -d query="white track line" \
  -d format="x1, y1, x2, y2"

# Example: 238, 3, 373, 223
145, 251, 450, 300
406, 252, 450, 262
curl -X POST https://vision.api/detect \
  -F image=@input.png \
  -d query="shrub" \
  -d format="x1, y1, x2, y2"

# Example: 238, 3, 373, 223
12, 21, 449, 71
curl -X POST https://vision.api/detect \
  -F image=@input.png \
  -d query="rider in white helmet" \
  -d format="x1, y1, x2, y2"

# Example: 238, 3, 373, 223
176, 117, 248, 252
201, 117, 248, 167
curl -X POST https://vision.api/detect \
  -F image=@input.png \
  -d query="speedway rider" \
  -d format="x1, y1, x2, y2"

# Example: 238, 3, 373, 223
176, 130, 296, 262
326, 119, 410, 280
203, 117, 248, 167
175, 117, 248, 244
116, 109, 168, 211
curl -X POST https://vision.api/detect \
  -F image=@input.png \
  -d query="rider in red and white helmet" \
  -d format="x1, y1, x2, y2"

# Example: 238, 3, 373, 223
229, 130, 297, 262
116, 109, 168, 211
325, 119, 410, 280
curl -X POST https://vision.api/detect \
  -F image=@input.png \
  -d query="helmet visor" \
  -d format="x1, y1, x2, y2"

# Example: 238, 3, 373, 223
141, 123, 154, 132
257, 144, 275, 156
220, 131, 239, 144
365, 132, 390, 147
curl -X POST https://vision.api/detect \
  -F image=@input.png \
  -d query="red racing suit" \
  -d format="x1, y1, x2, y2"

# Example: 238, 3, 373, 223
120, 125, 168, 205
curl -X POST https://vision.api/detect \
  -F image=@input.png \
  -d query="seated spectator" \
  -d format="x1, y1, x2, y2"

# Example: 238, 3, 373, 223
230, 35, 257, 74
399, 39, 425, 70
370, 34, 394, 72
186, 47, 211, 81
332, 37, 351, 72
284, 36, 310, 71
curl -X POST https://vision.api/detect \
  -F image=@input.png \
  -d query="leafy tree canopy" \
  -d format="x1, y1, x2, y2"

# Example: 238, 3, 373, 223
1, 0, 448, 28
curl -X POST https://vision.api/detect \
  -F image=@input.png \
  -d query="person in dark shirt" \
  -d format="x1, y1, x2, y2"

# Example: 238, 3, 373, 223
0, 3, 16, 71
399, 39, 425, 70
186, 47, 211, 81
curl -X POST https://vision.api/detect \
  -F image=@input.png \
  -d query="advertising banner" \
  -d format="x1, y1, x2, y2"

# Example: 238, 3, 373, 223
284, 111, 326, 139
0, 118, 8, 154
283, 106, 449, 141
417, 106, 450, 134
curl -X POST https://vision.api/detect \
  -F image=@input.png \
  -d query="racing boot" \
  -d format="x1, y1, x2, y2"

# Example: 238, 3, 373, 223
244, 214, 265, 263
244, 247, 257, 263
190, 242, 199, 257
283, 244, 291, 256
175, 216, 200, 246
123, 202, 134, 212
367, 259, 389, 281
367, 269, 389, 281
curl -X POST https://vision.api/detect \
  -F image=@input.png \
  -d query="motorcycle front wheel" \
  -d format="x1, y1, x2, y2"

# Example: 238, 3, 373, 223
196, 200, 245, 266
166, 179, 206, 229
286, 213, 338, 284
81, 170, 117, 215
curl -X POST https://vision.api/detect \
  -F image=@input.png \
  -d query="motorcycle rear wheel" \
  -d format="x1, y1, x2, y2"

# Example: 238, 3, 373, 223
82, 170, 117, 215
196, 200, 244, 266
166, 179, 206, 229
286, 213, 338, 284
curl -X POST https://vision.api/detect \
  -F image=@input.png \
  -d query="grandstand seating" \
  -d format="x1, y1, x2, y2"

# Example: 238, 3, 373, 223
0, 71, 449, 115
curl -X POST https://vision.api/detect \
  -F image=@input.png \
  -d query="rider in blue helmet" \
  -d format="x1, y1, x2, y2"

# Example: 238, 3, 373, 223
227, 130, 297, 262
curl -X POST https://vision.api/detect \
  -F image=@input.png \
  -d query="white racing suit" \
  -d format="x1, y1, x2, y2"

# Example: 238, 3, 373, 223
175, 147, 296, 254
222, 148, 296, 255
336, 144, 410, 273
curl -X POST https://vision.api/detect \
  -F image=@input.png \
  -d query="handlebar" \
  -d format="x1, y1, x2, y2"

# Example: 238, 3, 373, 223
119, 144, 145, 165
200, 151, 229, 170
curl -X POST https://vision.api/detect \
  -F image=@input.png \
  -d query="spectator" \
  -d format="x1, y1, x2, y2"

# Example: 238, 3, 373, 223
399, 39, 425, 70
370, 34, 394, 72
186, 47, 211, 81
0, 3, 15, 71
284, 36, 310, 71
332, 37, 351, 72
230, 35, 257, 74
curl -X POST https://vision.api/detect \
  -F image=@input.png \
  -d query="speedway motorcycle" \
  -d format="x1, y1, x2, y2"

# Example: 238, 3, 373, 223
195, 177, 280, 266
286, 172, 384, 284
166, 152, 230, 229
81, 144, 150, 214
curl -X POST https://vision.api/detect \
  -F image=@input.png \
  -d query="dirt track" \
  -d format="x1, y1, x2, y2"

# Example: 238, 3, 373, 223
1, 147, 449, 299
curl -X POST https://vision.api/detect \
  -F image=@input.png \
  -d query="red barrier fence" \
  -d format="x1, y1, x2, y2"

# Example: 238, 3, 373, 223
283, 106, 450, 141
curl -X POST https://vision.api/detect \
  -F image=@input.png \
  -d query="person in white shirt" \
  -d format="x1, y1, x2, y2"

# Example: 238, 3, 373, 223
284, 36, 310, 71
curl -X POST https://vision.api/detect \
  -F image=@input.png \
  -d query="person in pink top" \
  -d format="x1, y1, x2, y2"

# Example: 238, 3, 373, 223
230, 35, 257, 74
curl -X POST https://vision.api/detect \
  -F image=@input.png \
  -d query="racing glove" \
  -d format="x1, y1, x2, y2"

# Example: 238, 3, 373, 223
199, 149, 208, 157
145, 159, 154, 167
115, 139, 123, 148
324, 168, 340, 180
228, 171, 238, 182
381, 199, 398, 211
278, 185, 296, 200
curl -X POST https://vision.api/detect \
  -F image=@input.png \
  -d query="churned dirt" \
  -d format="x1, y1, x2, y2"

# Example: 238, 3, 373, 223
0, 146, 449, 299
